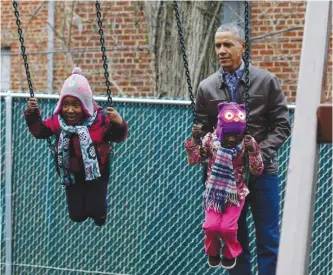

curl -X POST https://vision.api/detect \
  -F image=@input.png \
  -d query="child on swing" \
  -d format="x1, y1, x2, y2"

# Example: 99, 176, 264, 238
24, 67, 128, 226
185, 102, 263, 269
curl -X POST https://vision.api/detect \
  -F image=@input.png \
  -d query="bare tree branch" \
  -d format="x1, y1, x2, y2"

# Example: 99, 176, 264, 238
144, 1, 162, 97
143, 1, 221, 98
67, 0, 76, 51
193, 2, 222, 92
250, 26, 303, 41
157, 3, 167, 96
109, 79, 125, 96
22, 2, 47, 33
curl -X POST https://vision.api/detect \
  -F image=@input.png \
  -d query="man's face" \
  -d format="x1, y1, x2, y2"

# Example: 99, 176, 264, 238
215, 31, 245, 73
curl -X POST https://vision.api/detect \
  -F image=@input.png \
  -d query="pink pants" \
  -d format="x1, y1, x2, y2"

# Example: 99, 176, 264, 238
202, 200, 244, 259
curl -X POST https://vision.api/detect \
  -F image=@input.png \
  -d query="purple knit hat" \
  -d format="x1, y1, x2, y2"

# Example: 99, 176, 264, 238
54, 67, 94, 117
216, 102, 247, 142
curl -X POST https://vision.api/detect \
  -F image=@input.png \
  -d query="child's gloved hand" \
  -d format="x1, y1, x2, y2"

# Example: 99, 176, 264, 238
244, 135, 256, 152
192, 124, 202, 139
106, 107, 123, 125
27, 98, 39, 113
191, 124, 202, 146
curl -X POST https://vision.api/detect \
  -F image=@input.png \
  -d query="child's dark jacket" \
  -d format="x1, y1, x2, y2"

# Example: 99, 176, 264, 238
24, 105, 127, 178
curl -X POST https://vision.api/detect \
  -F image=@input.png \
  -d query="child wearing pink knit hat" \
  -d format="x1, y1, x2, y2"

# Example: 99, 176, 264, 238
25, 67, 128, 226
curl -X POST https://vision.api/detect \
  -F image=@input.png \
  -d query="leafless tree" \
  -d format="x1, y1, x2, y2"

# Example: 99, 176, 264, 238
143, 1, 332, 102
143, 1, 223, 98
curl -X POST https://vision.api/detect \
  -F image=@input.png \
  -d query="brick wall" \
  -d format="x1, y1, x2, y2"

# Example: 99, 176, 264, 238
1, 1, 332, 103
250, 1, 332, 102
2, 1, 49, 92
1, 1, 153, 96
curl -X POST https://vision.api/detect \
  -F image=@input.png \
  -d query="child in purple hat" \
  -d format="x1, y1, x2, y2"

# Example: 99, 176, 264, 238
185, 102, 264, 269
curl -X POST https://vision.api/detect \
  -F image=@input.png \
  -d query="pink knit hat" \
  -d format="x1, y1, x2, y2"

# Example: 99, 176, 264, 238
54, 67, 94, 117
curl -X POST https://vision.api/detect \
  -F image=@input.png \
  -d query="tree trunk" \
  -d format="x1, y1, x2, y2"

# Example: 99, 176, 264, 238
143, 1, 223, 98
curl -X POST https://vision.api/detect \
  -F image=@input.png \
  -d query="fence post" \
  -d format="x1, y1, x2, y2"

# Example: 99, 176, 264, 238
5, 91, 12, 275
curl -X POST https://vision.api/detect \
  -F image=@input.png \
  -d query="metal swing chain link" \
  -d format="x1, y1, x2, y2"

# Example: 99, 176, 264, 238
12, 0, 55, 155
244, 1, 250, 134
173, 1, 197, 124
244, 1, 251, 184
173, 1, 206, 159
95, 1, 114, 157
13, 0, 34, 98
95, 1, 113, 107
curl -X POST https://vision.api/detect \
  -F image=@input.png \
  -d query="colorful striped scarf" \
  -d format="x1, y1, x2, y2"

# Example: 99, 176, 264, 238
203, 143, 242, 213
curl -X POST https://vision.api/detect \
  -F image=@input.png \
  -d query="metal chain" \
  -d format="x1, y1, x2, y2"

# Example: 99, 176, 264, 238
13, 0, 55, 155
173, 0, 207, 161
13, 0, 34, 98
95, 0, 113, 107
244, 1, 250, 134
95, 1, 114, 156
244, 1, 251, 185
173, 1, 197, 124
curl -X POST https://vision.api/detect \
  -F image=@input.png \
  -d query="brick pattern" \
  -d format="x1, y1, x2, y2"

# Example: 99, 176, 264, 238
2, 1, 153, 96
2, 1, 49, 92
250, 1, 332, 102
1, 1, 332, 102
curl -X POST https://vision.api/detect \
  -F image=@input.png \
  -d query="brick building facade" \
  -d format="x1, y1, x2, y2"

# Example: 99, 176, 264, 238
1, 1, 332, 103
250, 1, 332, 102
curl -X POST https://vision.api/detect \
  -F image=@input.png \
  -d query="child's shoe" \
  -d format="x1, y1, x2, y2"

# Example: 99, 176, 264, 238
94, 200, 109, 226
94, 215, 106, 226
221, 256, 236, 269
207, 255, 221, 268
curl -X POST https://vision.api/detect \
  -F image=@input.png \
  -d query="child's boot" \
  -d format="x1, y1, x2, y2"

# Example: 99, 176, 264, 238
221, 256, 236, 269
94, 215, 106, 226
207, 255, 221, 268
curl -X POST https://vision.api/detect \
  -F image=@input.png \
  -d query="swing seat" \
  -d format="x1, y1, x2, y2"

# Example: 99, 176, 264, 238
317, 104, 332, 144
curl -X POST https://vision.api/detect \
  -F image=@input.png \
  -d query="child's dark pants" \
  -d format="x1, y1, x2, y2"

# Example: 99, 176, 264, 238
65, 174, 108, 226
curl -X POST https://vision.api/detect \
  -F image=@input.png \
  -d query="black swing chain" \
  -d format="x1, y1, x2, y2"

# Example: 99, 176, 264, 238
13, 1, 34, 98
95, 1, 115, 157
244, 1, 250, 134
95, 1, 113, 107
173, 1, 196, 124
173, 1, 206, 157
244, 1, 251, 184
12, 0, 56, 156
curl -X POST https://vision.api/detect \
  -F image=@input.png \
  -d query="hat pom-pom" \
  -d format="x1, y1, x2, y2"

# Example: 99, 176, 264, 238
72, 67, 82, 75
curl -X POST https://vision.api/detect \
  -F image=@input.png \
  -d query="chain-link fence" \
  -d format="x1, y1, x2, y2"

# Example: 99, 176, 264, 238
1, 98, 6, 275
0, 95, 332, 275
